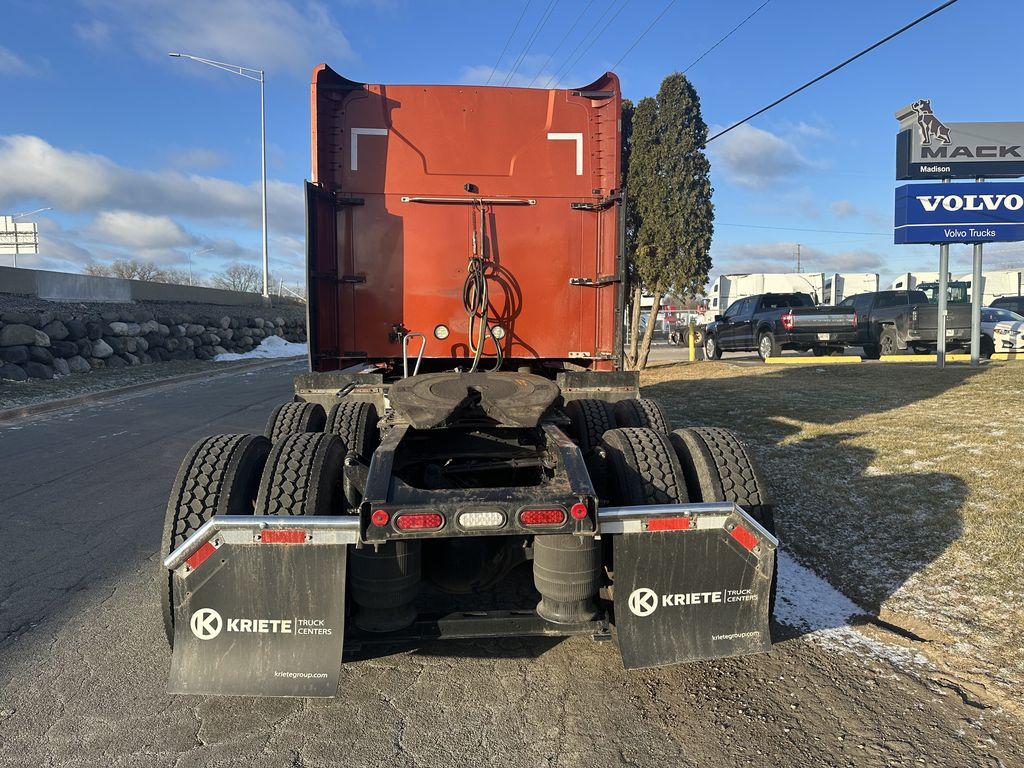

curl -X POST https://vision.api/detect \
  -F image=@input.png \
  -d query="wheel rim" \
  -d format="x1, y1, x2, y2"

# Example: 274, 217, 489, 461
881, 335, 894, 355
705, 338, 715, 357
759, 336, 772, 359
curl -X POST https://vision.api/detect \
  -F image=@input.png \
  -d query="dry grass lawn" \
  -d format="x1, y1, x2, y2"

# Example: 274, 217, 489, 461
641, 359, 1024, 703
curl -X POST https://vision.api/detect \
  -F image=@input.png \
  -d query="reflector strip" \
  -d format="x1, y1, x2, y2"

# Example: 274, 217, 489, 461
260, 529, 306, 544
395, 513, 444, 530
458, 510, 505, 529
520, 508, 566, 526
730, 525, 758, 551
185, 541, 217, 571
646, 516, 691, 531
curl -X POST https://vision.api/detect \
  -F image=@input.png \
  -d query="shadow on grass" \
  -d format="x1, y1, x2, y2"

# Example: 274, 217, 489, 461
644, 363, 974, 626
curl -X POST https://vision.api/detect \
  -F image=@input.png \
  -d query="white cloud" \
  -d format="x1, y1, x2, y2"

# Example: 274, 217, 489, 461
710, 123, 822, 189
711, 241, 885, 277
0, 134, 303, 234
458, 55, 563, 89
166, 147, 227, 170
0, 46, 34, 76
830, 200, 859, 219
74, 19, 112, 46
82, 0, 354, 75
89, 211, 194, 249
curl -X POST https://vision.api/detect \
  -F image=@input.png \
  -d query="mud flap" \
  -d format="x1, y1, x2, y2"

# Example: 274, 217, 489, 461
168, 537, 348, 697
610, 506, 775, 670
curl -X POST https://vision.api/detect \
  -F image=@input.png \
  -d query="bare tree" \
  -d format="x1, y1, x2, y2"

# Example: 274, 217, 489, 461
84, 264, 112, 277
211, 262, 262, 293
154, 268, 191, 286
108, 259, 166, 281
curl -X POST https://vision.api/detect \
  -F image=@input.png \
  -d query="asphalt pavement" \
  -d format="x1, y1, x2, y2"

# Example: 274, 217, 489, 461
1, 362, 1021, 767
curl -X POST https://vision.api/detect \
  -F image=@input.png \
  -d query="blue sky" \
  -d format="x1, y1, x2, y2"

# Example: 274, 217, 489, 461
0, 0, 1020, 290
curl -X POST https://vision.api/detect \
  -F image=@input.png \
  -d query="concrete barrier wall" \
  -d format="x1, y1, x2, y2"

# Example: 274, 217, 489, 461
0, 266, 299, 306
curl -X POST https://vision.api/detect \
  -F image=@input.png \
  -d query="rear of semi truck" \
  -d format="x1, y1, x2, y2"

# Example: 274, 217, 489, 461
161, 65, 777, 697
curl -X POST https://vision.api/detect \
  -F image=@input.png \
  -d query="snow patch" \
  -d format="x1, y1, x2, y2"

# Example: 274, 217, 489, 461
214, 335, 308, 362
776, 551, 930, 668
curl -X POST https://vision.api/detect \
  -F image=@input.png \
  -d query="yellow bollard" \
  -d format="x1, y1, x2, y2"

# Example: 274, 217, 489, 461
688, 320, 696, 362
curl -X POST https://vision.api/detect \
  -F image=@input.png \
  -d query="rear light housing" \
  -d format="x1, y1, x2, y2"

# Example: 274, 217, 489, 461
851, 310, 858, 329
519, 508, 566, 526
395, 513, 444, 531
781, 311, 795, 331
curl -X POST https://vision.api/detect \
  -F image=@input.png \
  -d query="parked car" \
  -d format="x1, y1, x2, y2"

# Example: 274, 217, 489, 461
837, 290, 971, 358
703, 292, 858, 361
990, 296, 1024, 315
982, 307, 1024, 357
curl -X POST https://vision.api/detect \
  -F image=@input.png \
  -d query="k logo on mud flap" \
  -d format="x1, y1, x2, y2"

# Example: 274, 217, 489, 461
628, 588, 658, 617
191, 608, 223, 640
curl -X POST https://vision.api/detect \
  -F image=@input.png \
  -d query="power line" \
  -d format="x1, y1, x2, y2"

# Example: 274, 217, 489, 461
717, 222, 890, 236
707, 0, 961, 143
528, 0, 597, 87
683, 0, 772, 73
504, 0, 560, 87
543, 0, 620, 88
486, 1, 532, 86
610, 0, 677, 71
553, 0, 631, 86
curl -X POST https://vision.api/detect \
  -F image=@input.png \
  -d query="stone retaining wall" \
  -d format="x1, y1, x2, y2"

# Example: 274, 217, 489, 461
0, 306, 306, 382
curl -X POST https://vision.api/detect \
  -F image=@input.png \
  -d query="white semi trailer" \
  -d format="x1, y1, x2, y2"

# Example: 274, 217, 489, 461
709, 273, 826, 312
890, 270, 1024, 305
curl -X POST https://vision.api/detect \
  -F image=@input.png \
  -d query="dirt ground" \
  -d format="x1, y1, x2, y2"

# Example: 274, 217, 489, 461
641, 358, 1024, 709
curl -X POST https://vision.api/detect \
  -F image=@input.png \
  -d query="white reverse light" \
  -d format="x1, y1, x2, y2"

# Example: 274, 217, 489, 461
433, 324, 450, 340
457, 510, 505, 529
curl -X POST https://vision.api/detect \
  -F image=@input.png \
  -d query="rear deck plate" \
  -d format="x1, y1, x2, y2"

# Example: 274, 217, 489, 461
169, 542, 347, 697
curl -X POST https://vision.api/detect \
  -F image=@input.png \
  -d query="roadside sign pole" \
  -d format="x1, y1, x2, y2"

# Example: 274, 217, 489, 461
936, 179, 950, 369
971, 240, 983, 366
969, 176, 985, 367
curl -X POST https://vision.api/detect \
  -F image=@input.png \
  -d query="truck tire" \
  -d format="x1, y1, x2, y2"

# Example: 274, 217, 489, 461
878, 326, 899, 356
613, 398, 670, 434
669, 427, 776, 617
325, 401, 380, 456
757, 331, 781, 361
265, 401, 326, 443
600, 428, 689, 506
254, 432, 345, 517
862, 344, 881, 360
704, 334, 722, 360
160, 433, 271, 645
564, 398, 616, 453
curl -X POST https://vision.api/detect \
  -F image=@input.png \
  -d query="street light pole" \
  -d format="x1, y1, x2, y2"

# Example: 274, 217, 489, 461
169, 52, 269, 300
188, 246, 214, 286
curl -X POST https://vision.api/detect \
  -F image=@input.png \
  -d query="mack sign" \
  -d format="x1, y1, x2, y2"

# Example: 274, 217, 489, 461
894, 182, 1024, 244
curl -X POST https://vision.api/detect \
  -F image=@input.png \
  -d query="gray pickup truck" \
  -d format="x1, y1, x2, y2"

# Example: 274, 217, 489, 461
704, 292, 858, 361
837, 290, 971, 358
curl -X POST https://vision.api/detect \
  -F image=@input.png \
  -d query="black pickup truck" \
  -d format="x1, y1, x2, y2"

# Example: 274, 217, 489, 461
704, 292, 858, 361
837, 290, 971, 358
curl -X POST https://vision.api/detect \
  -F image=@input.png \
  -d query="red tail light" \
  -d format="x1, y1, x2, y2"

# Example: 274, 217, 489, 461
520, 508, 566, 526
781, 312, 795, 331
261, 529, 306, 544
395, 513, 444, 530
852, 310, 858, 329
371, 509, 390, 526
730, 525, 758, 552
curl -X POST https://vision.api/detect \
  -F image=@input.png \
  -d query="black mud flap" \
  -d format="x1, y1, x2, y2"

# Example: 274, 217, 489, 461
611, 506, 775, 670
169, 537, 348, 697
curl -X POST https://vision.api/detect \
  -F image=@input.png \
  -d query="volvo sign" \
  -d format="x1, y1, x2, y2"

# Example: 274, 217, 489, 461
895, 100, 1024, 179
894, 182, 1024, 244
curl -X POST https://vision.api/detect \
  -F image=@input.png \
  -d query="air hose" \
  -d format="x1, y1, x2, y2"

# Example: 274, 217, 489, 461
463, 203, 504, 373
